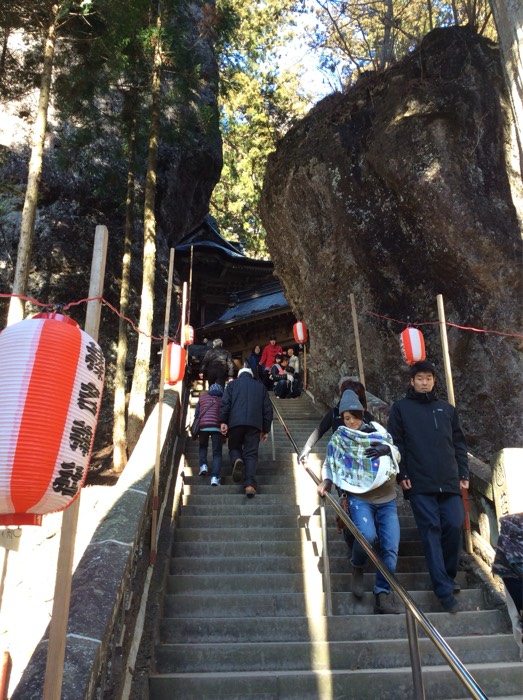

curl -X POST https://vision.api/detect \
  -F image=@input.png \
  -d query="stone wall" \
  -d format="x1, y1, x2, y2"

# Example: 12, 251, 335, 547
11, 388, 183, 700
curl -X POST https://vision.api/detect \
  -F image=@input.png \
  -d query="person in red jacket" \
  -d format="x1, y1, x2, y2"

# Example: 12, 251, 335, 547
259, 335, 282, 388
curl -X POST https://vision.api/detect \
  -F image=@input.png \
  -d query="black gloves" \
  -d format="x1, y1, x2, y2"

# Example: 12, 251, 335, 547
365, 443, 391, 460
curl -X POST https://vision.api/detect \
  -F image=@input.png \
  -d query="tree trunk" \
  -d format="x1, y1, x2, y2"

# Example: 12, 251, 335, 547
126, 11, 163, 453
112, 105, 137, 471
7, 3, 60, 326
379, 0, 395, 70
489, 0, 523, 181
0, 26, 10, 78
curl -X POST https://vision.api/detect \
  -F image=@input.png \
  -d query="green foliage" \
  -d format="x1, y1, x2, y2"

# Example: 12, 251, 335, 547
306, 0, 497, 88
211, 0, 310, 258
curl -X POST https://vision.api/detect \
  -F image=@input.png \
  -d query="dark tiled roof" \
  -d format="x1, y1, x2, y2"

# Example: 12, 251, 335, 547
176, 240, 247, 260
204, 288, 289, 328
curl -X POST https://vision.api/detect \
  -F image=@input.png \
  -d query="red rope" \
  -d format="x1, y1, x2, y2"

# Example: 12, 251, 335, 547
2, 292, 522, 340
364, 310, 523, 339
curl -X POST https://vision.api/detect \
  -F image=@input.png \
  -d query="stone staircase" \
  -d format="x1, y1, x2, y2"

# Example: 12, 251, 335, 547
148, 392, 523, 699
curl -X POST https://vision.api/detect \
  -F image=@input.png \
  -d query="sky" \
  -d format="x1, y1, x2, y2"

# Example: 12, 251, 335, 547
275, 7, 335, 103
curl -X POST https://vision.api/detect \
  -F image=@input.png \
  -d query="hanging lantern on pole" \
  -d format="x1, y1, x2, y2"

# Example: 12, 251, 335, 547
183, 324, 194, 346
0, 313, 105, 526
165, 343, 186, 385
293, 321, 307, 344
400, 327, 426, 365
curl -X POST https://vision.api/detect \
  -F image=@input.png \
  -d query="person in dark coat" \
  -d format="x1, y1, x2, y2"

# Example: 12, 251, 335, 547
219, 367, 273, 498
246, 344, 262, 379
199, 338, 235, 387
259, 335, 283, 389
387, 360, 469, 614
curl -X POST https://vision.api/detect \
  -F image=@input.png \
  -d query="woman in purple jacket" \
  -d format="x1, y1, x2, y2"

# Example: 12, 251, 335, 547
195, 383, 224, 485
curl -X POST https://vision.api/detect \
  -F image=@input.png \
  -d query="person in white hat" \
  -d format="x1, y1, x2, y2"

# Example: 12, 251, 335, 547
219, 367, 273, 498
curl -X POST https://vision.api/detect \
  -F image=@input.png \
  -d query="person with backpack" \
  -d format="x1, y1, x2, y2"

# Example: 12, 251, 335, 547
199, 338, 235, 387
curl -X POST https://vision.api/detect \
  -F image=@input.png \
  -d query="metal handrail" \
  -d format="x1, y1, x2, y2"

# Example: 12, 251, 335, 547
269, 397, 489, 700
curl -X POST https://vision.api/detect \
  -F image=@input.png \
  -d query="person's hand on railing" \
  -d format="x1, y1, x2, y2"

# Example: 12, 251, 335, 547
364, 443, 391, 460
298, 446, 311, 464
317, 479, 333, 497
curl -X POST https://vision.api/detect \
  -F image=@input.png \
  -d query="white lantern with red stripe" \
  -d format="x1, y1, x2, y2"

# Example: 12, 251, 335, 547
183, 324, 194, 346
165, 343, 186, 385
0, 313, 105, 526
293, 321, 308, 344
400, 327, 426, 365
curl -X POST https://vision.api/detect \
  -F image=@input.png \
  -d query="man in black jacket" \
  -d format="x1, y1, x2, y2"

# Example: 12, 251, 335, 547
219, 368, 273, 498
199, 338, 235, 387
388, 360, 469, 613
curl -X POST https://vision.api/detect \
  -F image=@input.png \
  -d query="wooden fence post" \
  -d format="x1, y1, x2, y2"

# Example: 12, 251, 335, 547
42, 225, 108, 699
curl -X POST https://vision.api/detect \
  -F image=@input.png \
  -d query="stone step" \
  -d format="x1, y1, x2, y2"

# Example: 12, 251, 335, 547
168, 551, 432, 574
163, 588, 487, 618
172, 521, 418, 540
181, 472, 326, 485
149, 662, 523, 700
159, 609, 510, 644
176, 513, 421, 532
166, 571, 470, 595
150, 391, 522, 700
178, 514, 324, 528
170, 549, 431, 573
154, 634, 519, 674
171, 535, 423, 558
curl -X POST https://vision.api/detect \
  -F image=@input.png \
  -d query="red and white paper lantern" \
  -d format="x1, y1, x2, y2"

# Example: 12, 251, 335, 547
165, 343, 186, 385
293, 321, 308, 344
183, 324, 194, 346
400, 327, 426, 365
0, 313, 105, 526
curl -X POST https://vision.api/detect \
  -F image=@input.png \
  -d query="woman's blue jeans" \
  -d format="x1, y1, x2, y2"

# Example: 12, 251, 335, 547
198, 431, 223, 477
347, 496, 400, 594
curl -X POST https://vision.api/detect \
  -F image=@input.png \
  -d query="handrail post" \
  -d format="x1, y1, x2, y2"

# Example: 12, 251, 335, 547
319, 499, 333, 616
270, 422, 275, 461
406, 607, 426, 700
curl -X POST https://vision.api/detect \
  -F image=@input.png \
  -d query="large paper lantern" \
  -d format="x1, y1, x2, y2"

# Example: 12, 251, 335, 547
183, 324, 194, 346
400, 327, 426, 365
165, 343, 186, 385
0, 313, 105, 526
293, 321, 307, 344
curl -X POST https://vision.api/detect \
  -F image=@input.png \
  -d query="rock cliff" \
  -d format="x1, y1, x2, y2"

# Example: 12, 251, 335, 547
0, 1, 222, 458
261, 27, 522, 461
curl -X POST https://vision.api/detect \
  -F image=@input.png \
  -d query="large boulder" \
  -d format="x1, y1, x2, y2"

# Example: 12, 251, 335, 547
260, 26, 522, 461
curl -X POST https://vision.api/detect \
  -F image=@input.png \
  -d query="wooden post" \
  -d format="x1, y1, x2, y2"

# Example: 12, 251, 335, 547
187, 245, 194, 328
303, 343, 307, 390
150, 248, 175, 565
350, 293, 366, 387
436, 294, 455, 406
180, 281, 187, 347
0, 651, 11, 700
436, 294, 472, 553
42, 224, 108, 700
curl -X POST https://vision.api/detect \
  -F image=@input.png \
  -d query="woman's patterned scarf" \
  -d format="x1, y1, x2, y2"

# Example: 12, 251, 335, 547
323, 424, 399, 493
